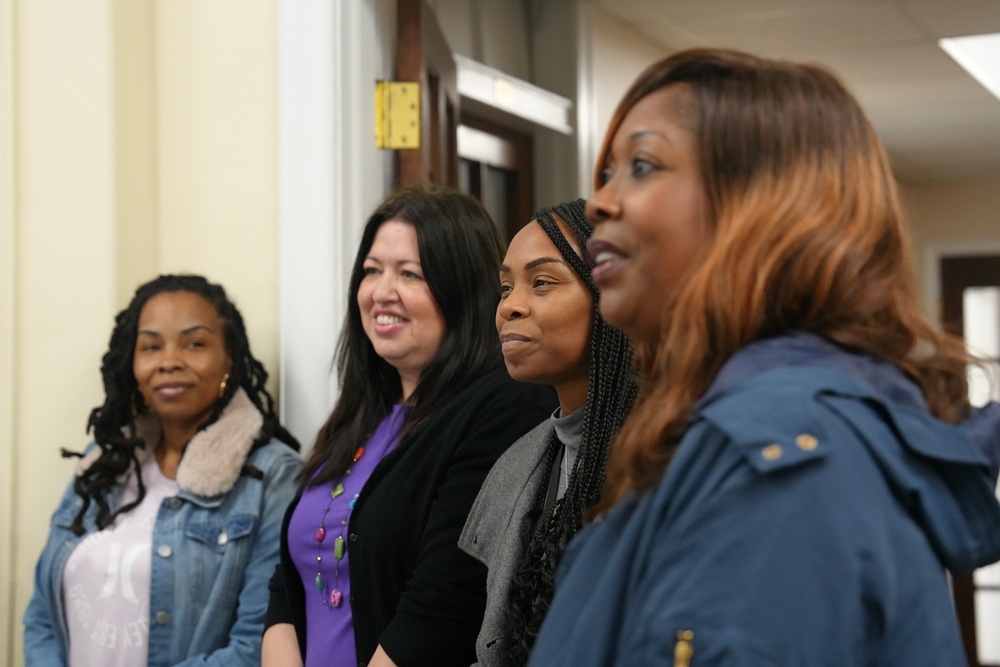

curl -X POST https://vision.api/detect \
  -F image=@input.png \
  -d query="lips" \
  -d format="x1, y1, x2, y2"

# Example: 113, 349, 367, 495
371, 310, 407, 335
586, 238, 626, 285
153, 382, 192, 398
499, 332, 532, 353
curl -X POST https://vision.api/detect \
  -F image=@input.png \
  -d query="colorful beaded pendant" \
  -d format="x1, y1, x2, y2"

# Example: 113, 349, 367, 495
314, 446, 365, 608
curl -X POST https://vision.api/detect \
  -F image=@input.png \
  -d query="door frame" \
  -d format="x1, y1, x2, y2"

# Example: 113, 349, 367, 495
926, 240, 1000, 667
923, 241, 1000, 323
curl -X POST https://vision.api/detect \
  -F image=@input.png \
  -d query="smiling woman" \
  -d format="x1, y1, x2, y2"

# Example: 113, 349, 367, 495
23, 274, 302, 667
133, 291, 235, 478
263, 183, 555, 667
357, 220, 446, 401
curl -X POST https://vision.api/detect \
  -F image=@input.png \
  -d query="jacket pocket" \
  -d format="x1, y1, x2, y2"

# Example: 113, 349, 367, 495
185, 514, 256, 552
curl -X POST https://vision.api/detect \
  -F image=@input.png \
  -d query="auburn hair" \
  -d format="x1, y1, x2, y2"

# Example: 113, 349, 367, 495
594, 48, 972, 513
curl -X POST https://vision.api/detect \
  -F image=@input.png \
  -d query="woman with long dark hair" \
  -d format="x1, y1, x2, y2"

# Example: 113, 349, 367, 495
24, 274, 302, 666
528, 48, 1000, 666
262, 183, 555, 667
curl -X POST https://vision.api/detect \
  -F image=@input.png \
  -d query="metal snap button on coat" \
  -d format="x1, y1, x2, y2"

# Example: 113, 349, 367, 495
157, 544, 172, 558
169, 497, 183, 510
217, 529, 228, 546
761, 444, 783, 461
796, 434, 819, 451
155, 611, 170, 625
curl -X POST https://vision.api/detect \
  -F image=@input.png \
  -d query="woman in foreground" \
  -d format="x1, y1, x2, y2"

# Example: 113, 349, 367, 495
527, 48, 1000, 666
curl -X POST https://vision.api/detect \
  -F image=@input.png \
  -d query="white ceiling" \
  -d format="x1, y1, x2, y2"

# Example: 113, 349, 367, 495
594, 0, 1000, 184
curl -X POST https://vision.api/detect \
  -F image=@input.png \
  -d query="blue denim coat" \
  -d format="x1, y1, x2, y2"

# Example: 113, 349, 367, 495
528, 335, 1000, 667
23, 389, 301, 667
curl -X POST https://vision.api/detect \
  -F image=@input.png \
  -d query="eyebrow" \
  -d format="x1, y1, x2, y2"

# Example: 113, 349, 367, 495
627, 129, 673, 145
499, 256, 567, 273
137, 324, 213, 337
364, 256, 422, 267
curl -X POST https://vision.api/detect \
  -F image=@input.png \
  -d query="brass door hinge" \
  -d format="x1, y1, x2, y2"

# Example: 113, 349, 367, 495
375, 81, 420, 149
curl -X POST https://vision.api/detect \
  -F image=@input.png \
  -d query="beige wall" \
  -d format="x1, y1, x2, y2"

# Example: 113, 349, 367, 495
902, 178, 1000, 314
590, 8, 666, 158
1, 0, 16, 660
2, 1, 280, 664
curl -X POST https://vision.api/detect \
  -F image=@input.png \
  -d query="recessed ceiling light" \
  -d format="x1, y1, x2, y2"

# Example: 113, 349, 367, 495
939, 32, 1000, 101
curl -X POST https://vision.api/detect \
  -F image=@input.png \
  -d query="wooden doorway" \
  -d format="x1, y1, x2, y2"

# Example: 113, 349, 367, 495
458, 114, 534, 244
396, 0, 458, 187
940, 253, 1000, 667
395, 1, 540, 240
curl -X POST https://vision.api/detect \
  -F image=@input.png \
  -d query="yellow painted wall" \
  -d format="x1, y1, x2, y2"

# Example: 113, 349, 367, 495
2, 1, 280, 664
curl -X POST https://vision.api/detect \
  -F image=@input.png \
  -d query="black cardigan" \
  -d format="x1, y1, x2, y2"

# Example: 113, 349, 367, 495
266, 367, 556, 666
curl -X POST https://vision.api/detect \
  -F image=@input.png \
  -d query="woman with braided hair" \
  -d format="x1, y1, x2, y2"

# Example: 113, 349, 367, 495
459, 199, 637, 667
24, 274, 302, 667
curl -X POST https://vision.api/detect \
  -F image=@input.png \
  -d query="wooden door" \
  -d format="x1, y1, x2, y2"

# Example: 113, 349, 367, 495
396, 0, 458, 187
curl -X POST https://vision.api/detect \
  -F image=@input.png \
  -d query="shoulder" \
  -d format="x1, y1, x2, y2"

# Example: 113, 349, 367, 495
455, 366, 556, 408
696, 364, 986, 476
428, 367, 556, 432
246, 438, 303, 477
482, 419, 554, 488
692, 367, 849, 476
460, 419, 554, 559
473, 419, 554, 512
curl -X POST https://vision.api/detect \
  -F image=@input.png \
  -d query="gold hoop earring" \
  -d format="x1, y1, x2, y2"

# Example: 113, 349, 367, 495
219, 373, 230, 398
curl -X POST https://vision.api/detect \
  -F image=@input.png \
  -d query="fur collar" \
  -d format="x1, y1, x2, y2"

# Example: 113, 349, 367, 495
77, 388, 264, 497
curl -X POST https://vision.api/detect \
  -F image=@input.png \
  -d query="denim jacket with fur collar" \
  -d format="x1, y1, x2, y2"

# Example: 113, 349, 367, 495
23, 388, 301, 667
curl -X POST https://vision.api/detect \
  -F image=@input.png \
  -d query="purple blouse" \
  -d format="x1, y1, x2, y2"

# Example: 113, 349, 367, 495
289, 405, 407, 667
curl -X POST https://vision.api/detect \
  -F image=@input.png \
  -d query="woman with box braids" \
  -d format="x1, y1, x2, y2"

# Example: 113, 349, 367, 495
460, 199, 637, 667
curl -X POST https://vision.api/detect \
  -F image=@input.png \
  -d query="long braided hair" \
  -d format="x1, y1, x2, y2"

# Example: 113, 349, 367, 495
63, 274, 300, 536
502, 200, 637, 665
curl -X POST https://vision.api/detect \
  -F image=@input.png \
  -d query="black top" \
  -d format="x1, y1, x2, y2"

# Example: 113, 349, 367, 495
266, 367, 557, 666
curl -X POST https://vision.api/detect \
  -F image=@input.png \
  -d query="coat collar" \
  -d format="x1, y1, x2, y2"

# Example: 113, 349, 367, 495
78, 388, 264, 498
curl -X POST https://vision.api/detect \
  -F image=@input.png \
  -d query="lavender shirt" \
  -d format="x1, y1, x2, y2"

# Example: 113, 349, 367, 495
289, 405, 407, 667
63, 453, 178, 667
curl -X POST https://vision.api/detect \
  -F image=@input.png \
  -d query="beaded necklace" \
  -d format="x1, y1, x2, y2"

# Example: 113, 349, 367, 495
314, 445, 365, 607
